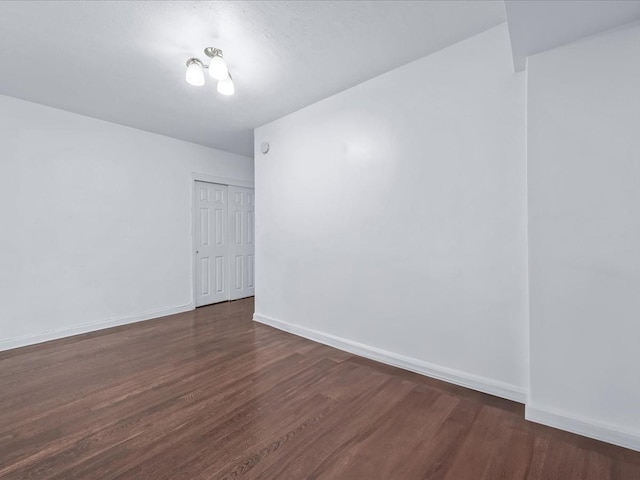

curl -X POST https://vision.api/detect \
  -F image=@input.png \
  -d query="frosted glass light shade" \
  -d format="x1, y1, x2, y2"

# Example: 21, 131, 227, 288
217, 76, 235, 96
209, 54, 229, 80
185, 60, 205, 86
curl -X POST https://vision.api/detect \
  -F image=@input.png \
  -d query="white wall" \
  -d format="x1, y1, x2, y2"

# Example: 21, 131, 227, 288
0, 95, 253, 351
254, 25, 528, 400
527, 22, 640, 449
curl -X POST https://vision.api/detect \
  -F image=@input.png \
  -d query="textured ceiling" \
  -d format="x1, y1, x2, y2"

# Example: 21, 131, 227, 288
505, 0, 640, 70
0, 1, 506, 156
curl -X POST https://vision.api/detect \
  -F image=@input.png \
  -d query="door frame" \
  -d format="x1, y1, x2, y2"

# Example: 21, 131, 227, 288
191, 173, 254, 308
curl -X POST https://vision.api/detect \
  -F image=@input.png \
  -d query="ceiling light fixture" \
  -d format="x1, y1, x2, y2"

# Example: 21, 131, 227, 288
217, 73, 235, 96
185, 47, 234, 96
205, 47, 229, 80
185, 58, 205, 86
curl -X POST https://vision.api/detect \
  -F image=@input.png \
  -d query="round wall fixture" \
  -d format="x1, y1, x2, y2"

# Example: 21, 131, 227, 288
261, 142, 270, 154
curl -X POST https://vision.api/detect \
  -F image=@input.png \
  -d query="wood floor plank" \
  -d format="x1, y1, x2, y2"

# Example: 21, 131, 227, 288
480, 416, 535, 480
526, 436, 551, 480
582, 451, 612, 480
1, 298, 639, 479
50, 359, 348, 480
249, 377, 417, 480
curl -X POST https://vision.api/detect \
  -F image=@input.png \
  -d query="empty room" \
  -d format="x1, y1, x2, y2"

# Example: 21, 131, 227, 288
1, 0, 640, 478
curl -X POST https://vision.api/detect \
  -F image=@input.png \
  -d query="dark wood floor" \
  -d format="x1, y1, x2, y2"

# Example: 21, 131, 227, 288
1, 299, 640, 479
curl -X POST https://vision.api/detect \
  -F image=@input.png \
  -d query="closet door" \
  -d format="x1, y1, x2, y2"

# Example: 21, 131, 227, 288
228, 186, 255, 300
194, 181, 229, 306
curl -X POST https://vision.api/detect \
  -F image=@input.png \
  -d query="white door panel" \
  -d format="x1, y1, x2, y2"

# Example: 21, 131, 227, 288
228, 186, 255, 300
195, 182, 229, 306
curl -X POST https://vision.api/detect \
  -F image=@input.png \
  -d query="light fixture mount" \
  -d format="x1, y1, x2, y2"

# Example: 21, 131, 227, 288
204, 47, 223, 59
186, 58, 203, 68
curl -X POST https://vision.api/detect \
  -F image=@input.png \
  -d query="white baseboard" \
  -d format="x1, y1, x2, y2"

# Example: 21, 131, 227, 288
253, 312, 526, 403
526, 405, 640, 452
0, 303, 194, 352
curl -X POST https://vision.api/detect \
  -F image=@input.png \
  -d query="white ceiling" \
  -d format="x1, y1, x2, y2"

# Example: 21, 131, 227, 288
505, 1, 640, 70
0, 1, 506, 157
3, 1, 639, 157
